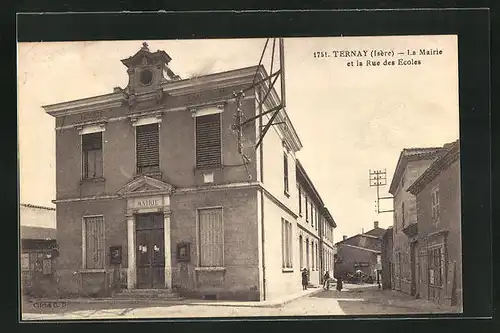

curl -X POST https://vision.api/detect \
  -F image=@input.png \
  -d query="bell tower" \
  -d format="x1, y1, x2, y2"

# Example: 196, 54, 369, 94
121, 42, 180, 96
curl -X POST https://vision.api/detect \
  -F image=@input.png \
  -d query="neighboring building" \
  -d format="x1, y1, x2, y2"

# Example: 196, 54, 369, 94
20, 204, 58, 295
407, 140, 462, 307
41, 43, 329, 301
334, 221, 384, 280
381, 226, 394, 290
388, 147, 447, 296
295, 160, 334, 286
319, 207, 336, 281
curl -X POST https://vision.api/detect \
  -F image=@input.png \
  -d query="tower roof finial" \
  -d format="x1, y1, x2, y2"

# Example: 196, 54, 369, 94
142, 42, 149, 51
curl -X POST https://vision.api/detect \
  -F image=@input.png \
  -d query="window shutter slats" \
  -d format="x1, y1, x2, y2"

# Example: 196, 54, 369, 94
199, 208, 223, 267
85, 216, 105, 269
136, 124, 159, 168
82, 132, 102, 151
196, 114, 221, 168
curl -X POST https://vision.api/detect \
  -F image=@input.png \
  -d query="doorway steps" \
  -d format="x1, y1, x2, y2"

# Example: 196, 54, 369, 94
113, 289, 185, 301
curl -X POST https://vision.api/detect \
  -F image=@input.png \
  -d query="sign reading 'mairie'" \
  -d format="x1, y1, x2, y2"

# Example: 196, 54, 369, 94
137, 199, 160, 207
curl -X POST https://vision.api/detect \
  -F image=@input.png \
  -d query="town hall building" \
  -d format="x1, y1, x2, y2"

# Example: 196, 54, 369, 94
43, 43, 337, 301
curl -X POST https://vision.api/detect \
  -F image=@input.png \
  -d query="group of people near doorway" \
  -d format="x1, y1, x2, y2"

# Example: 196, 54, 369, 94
301, 268, 342, 291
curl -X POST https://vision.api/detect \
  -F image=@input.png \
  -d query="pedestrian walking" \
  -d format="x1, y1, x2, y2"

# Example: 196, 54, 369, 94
336, 276, 343, 291
323, 271, 330, 290
301, 268, 308, 290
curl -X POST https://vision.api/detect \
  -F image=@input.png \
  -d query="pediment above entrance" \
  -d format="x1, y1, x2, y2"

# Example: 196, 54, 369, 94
116, 175, 174, 198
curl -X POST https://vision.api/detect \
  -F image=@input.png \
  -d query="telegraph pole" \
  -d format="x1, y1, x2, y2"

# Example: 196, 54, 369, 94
369, 169, 394, 214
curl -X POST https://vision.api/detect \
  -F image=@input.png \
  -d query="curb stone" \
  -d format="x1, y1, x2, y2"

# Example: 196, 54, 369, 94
23, 288, 324, 309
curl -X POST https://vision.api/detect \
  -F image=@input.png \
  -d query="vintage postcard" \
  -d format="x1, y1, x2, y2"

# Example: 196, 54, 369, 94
18, 35, 462, 320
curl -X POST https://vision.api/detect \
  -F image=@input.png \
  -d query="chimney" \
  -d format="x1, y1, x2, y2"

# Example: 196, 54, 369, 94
361, 228, 364, 234
374, 221, 379, 229
343, 235, 347, 241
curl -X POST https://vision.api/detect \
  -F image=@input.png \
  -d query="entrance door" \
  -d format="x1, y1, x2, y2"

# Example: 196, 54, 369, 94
136, 213, 165, 289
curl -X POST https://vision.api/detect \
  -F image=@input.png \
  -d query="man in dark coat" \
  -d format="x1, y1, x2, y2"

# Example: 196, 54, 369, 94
301, 268, 308, 290
336, 276, 343, 291
323, 271, 330, 290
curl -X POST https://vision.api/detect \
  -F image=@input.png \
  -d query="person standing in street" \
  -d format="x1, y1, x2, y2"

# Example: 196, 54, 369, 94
336, 276, 343, 291
323, 271, 330, 290
301, 268, 308, 290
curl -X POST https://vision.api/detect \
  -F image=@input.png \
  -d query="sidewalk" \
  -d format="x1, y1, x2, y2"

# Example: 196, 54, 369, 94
24, 287, 323, 309
340, 285, 462, 313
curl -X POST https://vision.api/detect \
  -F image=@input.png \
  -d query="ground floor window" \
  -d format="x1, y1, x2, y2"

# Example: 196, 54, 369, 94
198, 208, 224, 267
282, 219, 293, 268
428, 246, 445, 287
84, 216, 105, 269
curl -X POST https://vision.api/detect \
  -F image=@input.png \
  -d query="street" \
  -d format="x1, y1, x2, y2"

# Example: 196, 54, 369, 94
21, 285, 460, 320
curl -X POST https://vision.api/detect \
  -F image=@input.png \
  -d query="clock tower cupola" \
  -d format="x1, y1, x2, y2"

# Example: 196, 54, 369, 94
121, 42, 180, 96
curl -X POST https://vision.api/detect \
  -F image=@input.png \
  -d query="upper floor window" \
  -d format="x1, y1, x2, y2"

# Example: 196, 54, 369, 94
136, 123, 160, 174
196, 113, 222, 169
305, 198, 309, 222
298, 186, 302, 216
283, 152, 289, 196
394, 210, 398, 233
315, 211, 318, 231
311, 206, 314, 228
82, 132, 103, 179
401, 202, 405, 227
431, 186, 440, 223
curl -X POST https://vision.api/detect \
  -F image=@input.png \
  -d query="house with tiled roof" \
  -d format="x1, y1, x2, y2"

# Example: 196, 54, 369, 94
407, 140, 462, 308
20, 203, 58, 295
333, 221, 385, 280
389, 145, 448, 297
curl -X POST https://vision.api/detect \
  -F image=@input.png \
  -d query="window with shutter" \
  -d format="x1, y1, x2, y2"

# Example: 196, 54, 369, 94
136, 124, 160, 174
298, 186, 302, 216
306, 198, 309, 222
431, 186, 440, 223
82, 132, 103, 179
283, 152, 289, 195
198, 208, 223, 267
84, 216, 105, 269
196, 114, 221, 169
281, 219, 293, 269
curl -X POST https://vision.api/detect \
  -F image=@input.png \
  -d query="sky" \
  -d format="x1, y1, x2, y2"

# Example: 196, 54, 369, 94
17, 35, 459, 241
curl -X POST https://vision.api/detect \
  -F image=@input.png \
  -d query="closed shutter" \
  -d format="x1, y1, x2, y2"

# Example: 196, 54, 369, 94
136, 124, 159, 169
82, 132, 102, 151
85, 216, 105, 269
283, 152, 289, 193
198, 208, 223, 267
196, 114, 221, 169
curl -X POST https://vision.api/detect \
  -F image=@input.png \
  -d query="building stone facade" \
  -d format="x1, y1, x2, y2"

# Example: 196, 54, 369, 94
295, 160, 336, 286
388, 147, 447, 296
334, 222, 384, 280
407, 141, 462, 307
42, 44, 337, 301
381, 226, 393, 290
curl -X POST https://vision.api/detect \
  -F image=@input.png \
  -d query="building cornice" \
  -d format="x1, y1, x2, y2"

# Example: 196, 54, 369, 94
162, 65, 260, 96
339, 243, 382, 254
43, 92, 128, 118
297, 223, 320, 240
388, 147, 447, 195
296, 159, 325, 207
407, 141, 460, 195
20, 203, 56, 211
